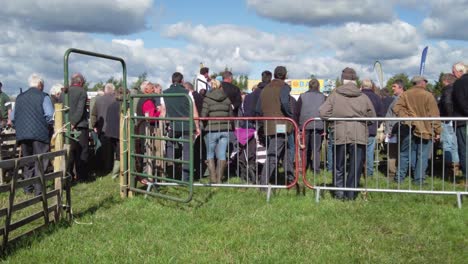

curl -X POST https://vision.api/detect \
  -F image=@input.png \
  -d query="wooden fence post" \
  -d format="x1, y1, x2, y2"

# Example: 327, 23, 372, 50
53, 104, 64, 191
119, 111, 127, 198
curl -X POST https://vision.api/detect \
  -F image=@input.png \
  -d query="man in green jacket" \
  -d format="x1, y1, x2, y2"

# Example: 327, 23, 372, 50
164, 72, 200, 182
67, 73, 90, 181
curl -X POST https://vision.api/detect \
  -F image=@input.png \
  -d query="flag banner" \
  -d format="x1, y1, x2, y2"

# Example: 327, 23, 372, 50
373, 61, 384, 89
420, 46, 428, 75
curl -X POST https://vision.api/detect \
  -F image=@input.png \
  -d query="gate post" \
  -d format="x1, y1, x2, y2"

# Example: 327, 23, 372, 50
54, 103, 64, 190
120, 109, 128, 198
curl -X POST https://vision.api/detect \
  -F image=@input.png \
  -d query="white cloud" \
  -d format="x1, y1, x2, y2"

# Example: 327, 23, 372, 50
246, 0, 394, 26
112, 39, 145, 48
422, 0, 468, 40
162, 22, 313, 63
0, 0, 153, 34
319, 20, 421, 63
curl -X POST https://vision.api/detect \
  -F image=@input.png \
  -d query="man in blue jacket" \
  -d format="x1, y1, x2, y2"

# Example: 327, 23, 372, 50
12, 74, 54, 195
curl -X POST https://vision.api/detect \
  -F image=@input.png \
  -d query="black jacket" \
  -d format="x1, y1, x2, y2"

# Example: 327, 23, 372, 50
221, 82, 242, 117
14, 88, 51, 143
453, 74, 468, 126
65, 85, 89, 128
106, 101, 121, 139
249, 81, 269, 117
438, 84, 454, 117
362, 89, 384, 136
191, 91, 204, 116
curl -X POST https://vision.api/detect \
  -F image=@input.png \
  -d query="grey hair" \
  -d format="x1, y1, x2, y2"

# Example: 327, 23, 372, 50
50, 83, 63, 96
453, 62, 467, 74
361, 79, 373, 89
28, 73, 44, 87
104, 83, 115, 94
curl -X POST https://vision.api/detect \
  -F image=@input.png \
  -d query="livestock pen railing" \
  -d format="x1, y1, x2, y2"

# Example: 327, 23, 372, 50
0, 150, 71, 250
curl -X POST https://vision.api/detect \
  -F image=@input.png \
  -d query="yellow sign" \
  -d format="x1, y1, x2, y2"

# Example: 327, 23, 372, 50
247, 79, 335, 95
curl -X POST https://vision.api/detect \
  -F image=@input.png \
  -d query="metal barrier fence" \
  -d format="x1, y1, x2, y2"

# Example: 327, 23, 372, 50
129, 115, 300, 201
301, 117, 468, 208
127, 93, 194, 203
194, 117, 300, 199
165, 117, 300, 200
0, 150, 71, 249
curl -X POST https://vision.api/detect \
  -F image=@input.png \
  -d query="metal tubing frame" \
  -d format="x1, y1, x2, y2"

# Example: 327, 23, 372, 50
128, 93, 194, 203
63, 48, 128, 196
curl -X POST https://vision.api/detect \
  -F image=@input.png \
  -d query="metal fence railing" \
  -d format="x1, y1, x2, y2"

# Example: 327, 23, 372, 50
129, 115, 300, 202
301, 117, 468, 208
195, 117, 300, 201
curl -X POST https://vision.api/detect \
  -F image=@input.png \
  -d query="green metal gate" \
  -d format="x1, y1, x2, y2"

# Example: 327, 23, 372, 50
63, 48, 130, 197
127, 93, 194, 203
64, 48, 194, 202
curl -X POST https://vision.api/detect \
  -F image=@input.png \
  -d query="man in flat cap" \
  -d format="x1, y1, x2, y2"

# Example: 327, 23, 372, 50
393, 75, 441, 185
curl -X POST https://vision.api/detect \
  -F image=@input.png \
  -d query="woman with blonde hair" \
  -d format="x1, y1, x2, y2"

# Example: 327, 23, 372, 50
201, 79, 233, 183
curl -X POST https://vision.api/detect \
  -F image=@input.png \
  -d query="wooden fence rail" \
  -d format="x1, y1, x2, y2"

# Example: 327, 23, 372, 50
0, 150, 71, 250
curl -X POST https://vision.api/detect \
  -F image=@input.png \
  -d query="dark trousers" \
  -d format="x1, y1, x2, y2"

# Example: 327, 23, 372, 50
193, 131, 207, 180
96, 134, 113, 174
334, 144, 365, 199
166, 131, 190, 182
305, 129, 323, 173
260, 134, 294, 185
110, 138, 120, 161
69, 128, 89, 181
20, 140, 49, 195
457, 125, 467, 175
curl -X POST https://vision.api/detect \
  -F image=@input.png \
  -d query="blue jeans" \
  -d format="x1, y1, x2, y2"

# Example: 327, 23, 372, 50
441, 123, 459, 163
205, 131, 229, 160
395, 130, 431, 183
366, 136, 376, 177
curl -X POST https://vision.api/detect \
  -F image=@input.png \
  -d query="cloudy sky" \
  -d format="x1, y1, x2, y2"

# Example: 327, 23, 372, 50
0, 0, 467, 95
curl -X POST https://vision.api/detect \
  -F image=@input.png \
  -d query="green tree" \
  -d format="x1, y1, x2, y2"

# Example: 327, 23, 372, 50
385, 73, 411, 92
106, 77, 123, 89
431, 72, 444, 97
90, 81, 104, 92
335, 77, 342, 88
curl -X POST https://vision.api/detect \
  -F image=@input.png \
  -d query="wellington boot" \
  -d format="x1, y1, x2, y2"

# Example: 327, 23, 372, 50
206, 160, 217, 184
111, 160, 120, 179
217, 160, 227, 184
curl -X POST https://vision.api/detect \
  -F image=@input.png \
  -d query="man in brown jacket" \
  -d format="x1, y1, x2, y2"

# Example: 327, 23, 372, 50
319, 67, 376, 200
393, 76, 441, 185
257, 66, 295, 187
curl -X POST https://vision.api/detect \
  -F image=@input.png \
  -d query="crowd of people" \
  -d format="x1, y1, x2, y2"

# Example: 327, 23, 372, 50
4, 61, 468, 199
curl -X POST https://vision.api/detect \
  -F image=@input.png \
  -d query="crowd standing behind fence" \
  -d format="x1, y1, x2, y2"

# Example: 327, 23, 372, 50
1, 61, 468, 205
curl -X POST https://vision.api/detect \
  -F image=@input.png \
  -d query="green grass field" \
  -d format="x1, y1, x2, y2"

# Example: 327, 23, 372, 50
1, 175, 468, 263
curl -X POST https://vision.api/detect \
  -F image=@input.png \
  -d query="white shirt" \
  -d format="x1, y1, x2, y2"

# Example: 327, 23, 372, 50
196, 74, 210, 92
